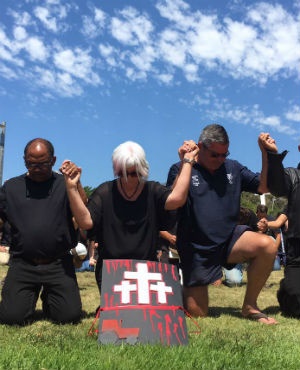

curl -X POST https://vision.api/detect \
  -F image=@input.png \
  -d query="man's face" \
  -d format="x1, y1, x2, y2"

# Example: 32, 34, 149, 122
197, 142, 229, 173
24, 142, 56, 182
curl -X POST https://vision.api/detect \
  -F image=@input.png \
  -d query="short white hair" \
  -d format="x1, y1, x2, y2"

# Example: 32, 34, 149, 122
112, 141, 149, 180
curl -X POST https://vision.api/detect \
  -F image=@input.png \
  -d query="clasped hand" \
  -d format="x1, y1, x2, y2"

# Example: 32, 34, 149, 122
178, 140, 199, 160
59, 160, 82, 185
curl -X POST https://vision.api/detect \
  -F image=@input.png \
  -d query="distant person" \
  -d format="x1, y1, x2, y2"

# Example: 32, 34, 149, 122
167, 124, 278, 324
74, 239, 97, 273
259, 133, 300, 317
0, 138, 82, 325
0, 220, 11, 266
267, 209, 288, 267
60, 140, 199, 293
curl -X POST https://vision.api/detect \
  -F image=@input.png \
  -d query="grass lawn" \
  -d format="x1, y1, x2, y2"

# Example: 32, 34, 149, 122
0, 265, 300, 370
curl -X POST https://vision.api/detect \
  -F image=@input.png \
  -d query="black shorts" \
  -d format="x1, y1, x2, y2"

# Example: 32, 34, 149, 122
179, 225, 250, 287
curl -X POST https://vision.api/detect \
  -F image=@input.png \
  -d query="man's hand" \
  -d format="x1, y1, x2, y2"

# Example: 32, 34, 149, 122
258, 133, 278, 153
257, 217, 268, 233
60, 160, 82, 187
0, 246, 8, 253
178, 140, 199, 161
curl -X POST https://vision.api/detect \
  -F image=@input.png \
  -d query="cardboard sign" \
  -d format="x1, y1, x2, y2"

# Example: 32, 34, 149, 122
98, 259, 188, 345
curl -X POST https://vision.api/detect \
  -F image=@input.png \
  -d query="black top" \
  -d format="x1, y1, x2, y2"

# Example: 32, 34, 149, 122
87, 180, 173, 261
0, 172, 76, 259
267, 151, 300, 239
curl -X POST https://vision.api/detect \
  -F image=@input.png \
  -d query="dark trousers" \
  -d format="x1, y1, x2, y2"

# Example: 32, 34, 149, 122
0, 255, 82, 325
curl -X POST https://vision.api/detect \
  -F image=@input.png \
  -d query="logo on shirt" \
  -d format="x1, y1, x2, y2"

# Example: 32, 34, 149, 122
227, 173, 234, 184
191, 175, 200, 187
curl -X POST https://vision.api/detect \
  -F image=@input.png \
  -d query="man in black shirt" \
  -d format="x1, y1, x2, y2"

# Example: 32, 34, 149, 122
259, 132, 300, 317
0, 138, 82, 325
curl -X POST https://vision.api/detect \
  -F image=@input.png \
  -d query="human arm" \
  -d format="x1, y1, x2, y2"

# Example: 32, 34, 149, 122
165, 140, 199, 210
267, 214, 288, 230
60, 160, 94, 229
159, 230, 177, 246
258, 132, 289, 196
88, 240, 98, 266
257, 132, 277, 194
78, 181, 88, 205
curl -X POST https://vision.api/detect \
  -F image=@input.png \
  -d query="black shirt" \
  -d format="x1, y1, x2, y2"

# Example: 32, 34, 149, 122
0, 172, 76, 259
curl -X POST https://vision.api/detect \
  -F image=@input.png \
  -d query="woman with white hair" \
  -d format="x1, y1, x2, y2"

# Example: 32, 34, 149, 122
60, 140, 198, 291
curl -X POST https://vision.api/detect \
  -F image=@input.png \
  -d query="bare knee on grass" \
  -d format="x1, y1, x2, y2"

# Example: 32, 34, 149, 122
183, 285, 208, 318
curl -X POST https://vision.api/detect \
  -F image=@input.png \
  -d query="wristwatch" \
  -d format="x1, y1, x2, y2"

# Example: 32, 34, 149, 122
182, 157, 196, 165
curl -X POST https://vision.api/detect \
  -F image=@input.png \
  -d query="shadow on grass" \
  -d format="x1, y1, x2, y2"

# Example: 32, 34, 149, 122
27, 309, 96, 324
208, 305, 280, 318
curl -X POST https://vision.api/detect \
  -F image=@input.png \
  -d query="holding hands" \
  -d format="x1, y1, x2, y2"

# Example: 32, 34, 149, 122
60, 160, 82, 188
257, 217, 269, 233
178, 140, 199, 162
258, 133, 278, 153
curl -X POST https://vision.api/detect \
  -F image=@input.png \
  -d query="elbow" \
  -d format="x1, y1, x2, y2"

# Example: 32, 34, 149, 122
166, 194, 187, 210
76, 218, 93, 230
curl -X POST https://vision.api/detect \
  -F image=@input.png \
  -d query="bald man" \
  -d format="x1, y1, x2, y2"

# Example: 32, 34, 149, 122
0, 138, 82, 325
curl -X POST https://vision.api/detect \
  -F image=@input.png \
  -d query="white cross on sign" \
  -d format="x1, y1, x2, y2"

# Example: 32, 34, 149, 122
113, 262, 173, 304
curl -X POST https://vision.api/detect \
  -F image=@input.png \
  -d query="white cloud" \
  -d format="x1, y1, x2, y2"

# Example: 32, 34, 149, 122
0, 29, 24, 67
285, 105, 300, 122
7, 10, 32, 27
156, 72, 173, 84
53, 47, 101, 85
25, 37, 48, 62
158, 29, 187, 67
0, 62, 18, 80
33, 1, 70, 33
34, 66, 83, 97
185, 93, 297, 136
34, 6, 58, 32
1, 0, 299, 107
98, 44, 118, 67
154, 0, 300, 82
95, 8, 106, 24
13, 26, 27, 41
0, 27, 48, 63
81, 7, 106, 38
110, 7, 154, 46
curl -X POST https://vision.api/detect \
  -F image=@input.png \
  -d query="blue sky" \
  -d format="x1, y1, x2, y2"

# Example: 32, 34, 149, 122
0, 0, 299, 188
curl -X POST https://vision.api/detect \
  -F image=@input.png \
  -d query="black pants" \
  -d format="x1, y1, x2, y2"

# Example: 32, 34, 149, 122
0, 255, 82, 325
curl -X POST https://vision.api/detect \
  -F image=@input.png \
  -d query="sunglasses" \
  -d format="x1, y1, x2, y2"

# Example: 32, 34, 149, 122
118, 170, 139, 178
25, 160, 53, 169
203, 145, 230, 159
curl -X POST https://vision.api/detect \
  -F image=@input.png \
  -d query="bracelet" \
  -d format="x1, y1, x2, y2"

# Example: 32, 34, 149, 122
182, 157, 196, 165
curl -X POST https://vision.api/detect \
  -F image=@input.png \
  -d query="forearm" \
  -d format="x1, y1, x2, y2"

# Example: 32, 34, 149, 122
257, 150, 269, 194
267, 214, 287, 229
67, 186, 93, 229
165, 161, 193, 210
267, 151, 288, 196
77, 181, 88, 205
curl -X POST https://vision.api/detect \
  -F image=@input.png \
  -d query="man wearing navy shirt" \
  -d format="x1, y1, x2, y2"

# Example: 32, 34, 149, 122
167, 124, 278, 324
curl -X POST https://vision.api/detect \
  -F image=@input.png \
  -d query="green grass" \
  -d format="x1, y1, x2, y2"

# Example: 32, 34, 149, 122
0, 266, 300, 370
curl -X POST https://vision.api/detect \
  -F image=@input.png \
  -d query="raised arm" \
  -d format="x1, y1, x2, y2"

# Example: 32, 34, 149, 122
258, 132, 289, 196
165, 140, 199, 210
257, 132, 277, 194
60, 160, 93, 230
